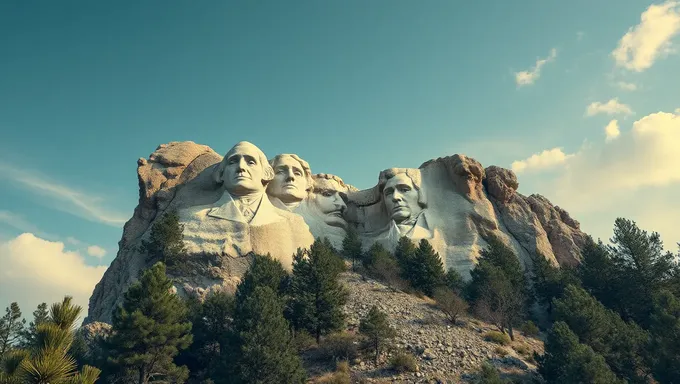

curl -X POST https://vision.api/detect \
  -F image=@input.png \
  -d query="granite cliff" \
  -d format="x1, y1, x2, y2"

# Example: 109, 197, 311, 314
85, 141, 586, 324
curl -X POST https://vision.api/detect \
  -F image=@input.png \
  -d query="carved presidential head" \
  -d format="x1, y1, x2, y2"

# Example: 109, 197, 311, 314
266, 154, 313, 205
378, 168, 427, 224
310, 173, 349, 228
213, 141, 275, 196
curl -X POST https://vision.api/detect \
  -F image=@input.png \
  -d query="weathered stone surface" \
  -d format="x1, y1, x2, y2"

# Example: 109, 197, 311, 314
86, 141, 588, 324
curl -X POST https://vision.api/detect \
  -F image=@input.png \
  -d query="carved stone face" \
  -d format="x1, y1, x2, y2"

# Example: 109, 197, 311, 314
383, 173, 422, 224
268, 155, 309, 203
311, 178, 347, 228
222, 142, 266, 196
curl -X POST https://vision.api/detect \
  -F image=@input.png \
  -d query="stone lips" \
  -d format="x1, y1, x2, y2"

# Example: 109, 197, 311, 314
85, 141, 587, 324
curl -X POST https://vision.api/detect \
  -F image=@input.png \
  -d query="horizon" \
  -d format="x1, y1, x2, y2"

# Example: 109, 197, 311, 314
1, 0, 679, 317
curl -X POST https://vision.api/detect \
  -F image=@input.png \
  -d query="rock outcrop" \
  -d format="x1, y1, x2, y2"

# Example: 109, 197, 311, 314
85, 141, 587, 324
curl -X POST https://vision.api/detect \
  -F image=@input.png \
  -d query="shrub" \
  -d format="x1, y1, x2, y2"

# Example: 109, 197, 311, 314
512, 344, 531, 356
293, 330, 317, 352
389, 351, 418, 373
475, 362, 507, 384
483, 331, 511, 346
520, 320, 539, 337
494, 346, 509, 356
433, 288, 469, 324
316, 360, 351, 384
319, 332, 359, 362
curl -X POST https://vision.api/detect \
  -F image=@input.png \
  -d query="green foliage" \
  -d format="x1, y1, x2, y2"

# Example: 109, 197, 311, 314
474, 362, 507, 384
553, 285, 649, 383
229, 286, 305, 384
288, 238, 348, 343
318, 332, 359, 362
342, 227, 363, 270
236, 253, 289, 304
19, 303, 48, 350
140, 209, 187, 273
2, 297, 101, 384
468, 237, 528, 341
0, 303, 25, 360
538, 321, 623, 384
389, 350, 418, 373
647, 289, 680, 383
363, 242, 407, 290
482, 331, 511, 346
520, 320, 539, 337
408, 239, 445, 296
359, 306, 396, 366
433, 288, 468, 324
178, 291, 235, 382
443, 268, 465, 294
105, 262, 193, 384
530, 252, 579, 313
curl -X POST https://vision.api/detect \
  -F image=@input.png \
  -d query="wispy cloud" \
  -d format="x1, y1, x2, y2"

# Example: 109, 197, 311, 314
616, 81, 638, 91
0, 163, 128, 227
585, 98, 634, 117
612, 1, 680, 72
511, 147, 575, 174
514, 48, 558, 87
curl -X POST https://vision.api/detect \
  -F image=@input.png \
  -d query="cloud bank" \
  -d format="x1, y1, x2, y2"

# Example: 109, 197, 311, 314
0, 233, 107, 320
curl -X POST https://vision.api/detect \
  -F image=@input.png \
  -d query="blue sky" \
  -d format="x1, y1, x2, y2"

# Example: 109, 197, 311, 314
1, 1, 679, 315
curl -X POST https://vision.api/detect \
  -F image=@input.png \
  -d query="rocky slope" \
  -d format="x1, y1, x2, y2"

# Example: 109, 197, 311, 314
312, 271, 543, 383
86, 141, 587, 324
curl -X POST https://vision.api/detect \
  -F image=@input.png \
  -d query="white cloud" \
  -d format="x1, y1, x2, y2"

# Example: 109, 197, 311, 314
612, 1, 680, 72
585, 98, 634, 117
605, 119, 621, 141
517, 109, 680, 247
86, 245, 107, 258
0, 163, 128, 227
511, 147, 576, 174
515, 48, 558, 87
0, 233, 107, 321
616, 81, 638, 91
66, 237, 82, 245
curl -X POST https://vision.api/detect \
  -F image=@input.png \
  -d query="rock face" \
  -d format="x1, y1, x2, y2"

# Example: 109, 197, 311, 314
85, 141, 587, 324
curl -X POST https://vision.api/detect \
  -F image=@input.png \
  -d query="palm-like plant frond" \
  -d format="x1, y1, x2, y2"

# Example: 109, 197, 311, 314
50, 296, 82, 331
35, 323, 73, 354
19, 348, 77, 384
0, 349, 29, 384
64, 365, 101, 384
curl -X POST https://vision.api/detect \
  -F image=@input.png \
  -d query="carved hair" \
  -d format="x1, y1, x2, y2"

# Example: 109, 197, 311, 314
213, 141, 275, 186
377, 168, 427, 208
269, 154, 314, 192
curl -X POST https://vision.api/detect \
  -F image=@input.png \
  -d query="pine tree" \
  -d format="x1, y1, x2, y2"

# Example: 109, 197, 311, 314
394, 236, 417, 277
531, 253, 579, 313
0, 303, 25, 360
178, 291, 235, 382
105, 262, 193, 384
553, 285, 649, 383
363, 242, 390, 270
409, 239, 445, 296
538, 321, 623, 384
607, 218, 677, 327
19, 303, 48, 349
646, 290, 680, 383
236, 253, 289, 303
140, 209, 187, 273
443, 268, 465, 294
468, 238, 528, 340
288, 238, 348, 343
230, 286, 305, 384
359, 306, 396, 366
342, 227, 363, 270
2, 296, 101, 384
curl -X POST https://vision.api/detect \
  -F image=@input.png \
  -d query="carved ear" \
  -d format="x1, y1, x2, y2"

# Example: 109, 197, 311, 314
262, 163, 275, 184
212, 161, 225, 185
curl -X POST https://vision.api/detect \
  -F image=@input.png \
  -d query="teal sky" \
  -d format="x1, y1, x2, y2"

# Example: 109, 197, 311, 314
1, 1, 679, 314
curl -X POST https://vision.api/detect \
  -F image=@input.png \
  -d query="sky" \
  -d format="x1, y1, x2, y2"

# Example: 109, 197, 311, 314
1, 0, 679, 318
